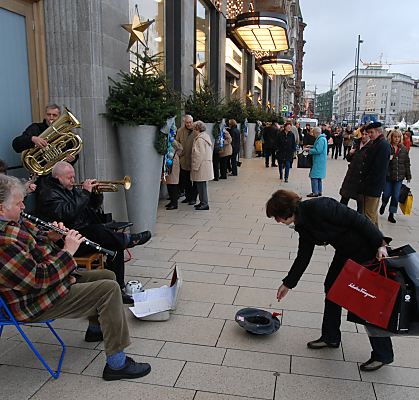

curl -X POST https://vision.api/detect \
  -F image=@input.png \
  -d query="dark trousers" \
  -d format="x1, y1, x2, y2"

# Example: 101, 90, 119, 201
167, 184, 179, 206
231, 150, 239, 175
321, 252, 394, 363
76, 224, 126, 289
213, 151, 220, 180
332, 143, 342, 159
343, 145, 351, 159
340, 196, 364, 213
278, 159, 291, 180
264, 149, 276, 166
220, 156, 229, 179
179, 168, 197, 202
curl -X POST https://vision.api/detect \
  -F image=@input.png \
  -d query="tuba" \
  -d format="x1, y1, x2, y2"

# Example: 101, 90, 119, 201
21, 107, 82, 175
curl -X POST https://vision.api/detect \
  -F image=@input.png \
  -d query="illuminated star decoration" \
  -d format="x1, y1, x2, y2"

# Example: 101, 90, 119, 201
121, 15, 155, 51
231, 80, 239, 94
267, 101, 271, 109
257, 96, 262, 105
191, 62, 206, 76
246, 91, 254, 101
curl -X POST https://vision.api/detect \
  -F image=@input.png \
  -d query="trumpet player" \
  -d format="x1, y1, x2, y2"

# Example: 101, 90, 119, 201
35, 161, 151, 304
0, 175, 151, 380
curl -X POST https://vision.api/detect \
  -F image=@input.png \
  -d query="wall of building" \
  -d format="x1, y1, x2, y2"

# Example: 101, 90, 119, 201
44, 0, 130, 219
336, 67, 414, 125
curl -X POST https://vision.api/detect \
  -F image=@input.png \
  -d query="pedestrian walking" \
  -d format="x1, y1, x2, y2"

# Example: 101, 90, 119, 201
262, 121, 279, 167
379, 130, 411, 223
305, 127, 327, 197
275, 122, 296, 182
228, 119, 241, 176
359, 122, 391, 226
342, 126, 354, 159
339, 127, 371, 213
165, 140, 183, 210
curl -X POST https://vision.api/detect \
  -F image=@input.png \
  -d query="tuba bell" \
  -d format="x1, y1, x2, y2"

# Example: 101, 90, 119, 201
21, 107, 82, 175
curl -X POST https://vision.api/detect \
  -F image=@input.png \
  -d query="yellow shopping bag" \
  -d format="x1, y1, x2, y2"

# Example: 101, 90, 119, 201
400, 193, 413, 215
255, 140, 262, 152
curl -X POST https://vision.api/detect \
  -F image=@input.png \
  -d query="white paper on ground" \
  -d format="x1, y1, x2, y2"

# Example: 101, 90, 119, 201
129, 267, 181, 319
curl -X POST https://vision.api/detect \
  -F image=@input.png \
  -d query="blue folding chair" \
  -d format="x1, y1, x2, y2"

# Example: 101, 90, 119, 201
0, 295, 66, 379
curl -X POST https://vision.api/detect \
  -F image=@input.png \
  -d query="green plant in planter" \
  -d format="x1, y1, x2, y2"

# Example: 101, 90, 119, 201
184, 82, 225, 123
104, 51, 180, 154
246, 103, 264, 123
224, 98, 248, 124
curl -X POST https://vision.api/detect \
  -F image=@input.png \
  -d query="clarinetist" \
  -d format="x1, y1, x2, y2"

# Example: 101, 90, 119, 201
0, 175, 151, 380
36, 161, 151, 304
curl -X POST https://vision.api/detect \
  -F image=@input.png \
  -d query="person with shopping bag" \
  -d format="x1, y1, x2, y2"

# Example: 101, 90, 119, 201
266, 189, 393, 371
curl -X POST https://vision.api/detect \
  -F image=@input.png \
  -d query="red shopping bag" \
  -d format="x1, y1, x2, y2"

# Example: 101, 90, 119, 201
326, 259, 400, 329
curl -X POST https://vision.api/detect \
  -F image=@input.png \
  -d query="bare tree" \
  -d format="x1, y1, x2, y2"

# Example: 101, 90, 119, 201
396, 110, 419, 124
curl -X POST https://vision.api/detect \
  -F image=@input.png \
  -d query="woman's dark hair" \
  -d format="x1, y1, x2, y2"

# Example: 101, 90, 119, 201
283, 122, 292, 129
266, 190, 301, 219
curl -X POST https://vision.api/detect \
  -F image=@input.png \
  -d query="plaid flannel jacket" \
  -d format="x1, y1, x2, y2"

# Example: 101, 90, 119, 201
0, 219, 76, 321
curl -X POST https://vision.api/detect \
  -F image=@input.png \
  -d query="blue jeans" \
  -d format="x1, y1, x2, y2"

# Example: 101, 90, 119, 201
382, 180, 403, 214
278, 159, 291, 180
311, 178, 323, 195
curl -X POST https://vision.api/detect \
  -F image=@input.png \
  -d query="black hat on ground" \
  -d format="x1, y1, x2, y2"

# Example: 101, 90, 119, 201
235, 308, 281, 335
365, 121, 382, 130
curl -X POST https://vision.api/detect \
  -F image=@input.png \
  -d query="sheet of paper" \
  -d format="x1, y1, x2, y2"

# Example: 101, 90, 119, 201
132, 286, 169, 303
129, 298, 172, 318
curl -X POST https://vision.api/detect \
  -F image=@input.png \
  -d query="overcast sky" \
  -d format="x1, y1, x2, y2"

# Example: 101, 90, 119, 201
300, 0, 419, 93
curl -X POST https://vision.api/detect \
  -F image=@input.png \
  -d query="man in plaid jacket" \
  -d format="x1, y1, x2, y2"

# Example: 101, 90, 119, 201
0, 175, 151, 381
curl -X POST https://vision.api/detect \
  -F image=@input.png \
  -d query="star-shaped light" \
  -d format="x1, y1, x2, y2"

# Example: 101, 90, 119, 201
121, 15, 154, 51
231, 80, 239, 94
191, 62, 206, 76
246, 91, 254, 101
267, 101, 271, 109
257, 96, 262, 105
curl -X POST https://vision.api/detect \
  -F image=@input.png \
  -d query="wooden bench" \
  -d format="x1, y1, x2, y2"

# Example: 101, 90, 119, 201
74, 253, 104, 270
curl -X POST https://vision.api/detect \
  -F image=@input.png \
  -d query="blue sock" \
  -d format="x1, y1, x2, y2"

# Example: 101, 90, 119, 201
106, 352, 127, 370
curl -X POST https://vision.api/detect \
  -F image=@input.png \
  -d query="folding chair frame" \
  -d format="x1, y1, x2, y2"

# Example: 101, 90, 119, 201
0, 296, 66, 379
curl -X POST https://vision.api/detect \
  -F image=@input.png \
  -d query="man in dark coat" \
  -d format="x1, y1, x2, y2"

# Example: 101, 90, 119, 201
275, 122, 296, 182
12, 104, 61, 153
339, 127, 371, 212
358, 122, 391, 226
36, 161, 151, 303
267, 190, 393, 372
262, 121, 279, 167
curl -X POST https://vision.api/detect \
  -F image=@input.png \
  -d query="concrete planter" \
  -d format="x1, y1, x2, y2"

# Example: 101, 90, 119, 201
244, 122, 256, 159
117, 125, 163, 233
204, 122, 216, 146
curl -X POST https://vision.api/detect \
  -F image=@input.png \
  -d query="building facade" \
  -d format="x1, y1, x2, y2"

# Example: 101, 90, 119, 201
335, 66, 415, 126
1, 0, 305, 218
316, 90, 334, 124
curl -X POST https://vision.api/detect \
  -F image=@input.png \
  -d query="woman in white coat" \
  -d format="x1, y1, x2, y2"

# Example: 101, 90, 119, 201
191, 121, 214, 210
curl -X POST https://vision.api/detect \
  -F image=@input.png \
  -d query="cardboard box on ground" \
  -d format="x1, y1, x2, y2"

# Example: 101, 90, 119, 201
129, 266, 182, 321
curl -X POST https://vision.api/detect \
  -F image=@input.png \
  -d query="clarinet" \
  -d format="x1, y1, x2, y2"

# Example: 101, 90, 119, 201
22, 212, 116, 258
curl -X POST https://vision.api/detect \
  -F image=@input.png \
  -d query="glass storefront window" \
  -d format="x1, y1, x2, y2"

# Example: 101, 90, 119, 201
129, 0, 165, 72
195, 0, 210, 88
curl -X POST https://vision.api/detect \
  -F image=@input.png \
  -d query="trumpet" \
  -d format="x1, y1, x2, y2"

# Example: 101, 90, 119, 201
75, 176, 131, 192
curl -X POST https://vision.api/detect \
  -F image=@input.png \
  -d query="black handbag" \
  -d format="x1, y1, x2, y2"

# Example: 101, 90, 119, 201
297, 152, 312, 168
399, 184, 411, 204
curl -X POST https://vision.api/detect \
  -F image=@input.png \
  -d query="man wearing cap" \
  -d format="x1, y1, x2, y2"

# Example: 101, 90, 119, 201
358, 122, 391, 226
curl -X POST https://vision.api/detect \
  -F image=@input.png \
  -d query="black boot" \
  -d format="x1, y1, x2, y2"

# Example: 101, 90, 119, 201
379, 204, 385, 215
388, 213, 396, 223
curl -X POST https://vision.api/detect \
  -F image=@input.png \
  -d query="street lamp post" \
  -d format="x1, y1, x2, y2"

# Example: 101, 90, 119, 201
352, 35, 363, 126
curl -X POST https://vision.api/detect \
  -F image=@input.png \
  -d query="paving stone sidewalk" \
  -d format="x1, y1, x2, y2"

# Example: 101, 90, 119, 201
2, 149, 419, 400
